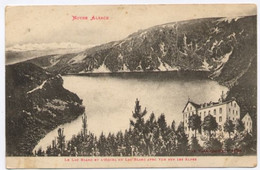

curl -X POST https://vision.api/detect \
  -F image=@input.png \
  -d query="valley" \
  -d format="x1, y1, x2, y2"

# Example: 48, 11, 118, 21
5, 15, 257, 156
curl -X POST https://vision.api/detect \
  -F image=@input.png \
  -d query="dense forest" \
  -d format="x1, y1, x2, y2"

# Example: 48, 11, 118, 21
35, 99, 255, 157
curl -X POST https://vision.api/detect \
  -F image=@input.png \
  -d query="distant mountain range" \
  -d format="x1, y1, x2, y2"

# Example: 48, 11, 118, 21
6, 42, 94, 65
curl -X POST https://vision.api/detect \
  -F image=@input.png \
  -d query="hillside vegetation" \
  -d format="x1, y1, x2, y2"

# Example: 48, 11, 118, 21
6, 63, 85, 155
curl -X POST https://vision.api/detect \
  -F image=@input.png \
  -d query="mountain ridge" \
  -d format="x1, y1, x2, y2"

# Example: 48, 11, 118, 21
24, 15, 256, 134
25, 16, 255, 87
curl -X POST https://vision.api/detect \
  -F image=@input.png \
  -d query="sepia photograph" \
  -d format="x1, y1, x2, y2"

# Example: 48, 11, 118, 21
5, 4, 257, 168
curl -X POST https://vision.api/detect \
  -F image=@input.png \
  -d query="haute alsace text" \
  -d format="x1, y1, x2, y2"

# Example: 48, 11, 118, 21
72, 15, 109, 21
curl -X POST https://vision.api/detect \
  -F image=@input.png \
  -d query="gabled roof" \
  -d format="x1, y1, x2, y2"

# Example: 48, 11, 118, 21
189, 101, 201, 108
182, 98, 238, 113
242, 113, 252, 120
182, 101, 200, 113
197, 99, 236, 110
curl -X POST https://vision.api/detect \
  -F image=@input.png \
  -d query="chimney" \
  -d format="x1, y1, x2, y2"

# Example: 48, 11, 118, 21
221, 91, 225, 101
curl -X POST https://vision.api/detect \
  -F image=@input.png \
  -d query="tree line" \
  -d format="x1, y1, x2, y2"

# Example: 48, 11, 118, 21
35, 99, 256, 156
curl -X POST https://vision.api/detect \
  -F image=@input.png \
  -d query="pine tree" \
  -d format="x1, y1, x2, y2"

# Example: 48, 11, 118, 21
176, 122, 189, 155
98, 132, 108, 156
202, 114, 218, 138
107, 133, 117, 156
87, 132, 97, 156
46, 146, 52, 156
224, 120, 235, 138
235, 119, 245, 133
123, 129, 132, 156
130, 99, 147, 152
82, 112, 88, 139
204, 138, 222, 155
190, 136, 202, 155
130, 99, 147, 132
116, 131, 125, 156
188, 114, 201, 138
37, 147, 44, 156
154, 132, 166, 156
157, 114, 167, 139
143, 112, 157, 156
57, 128, 65, 155
240, 132, 255, 155
224, 138, 235, 154
171, 120, 176, 132
81, 112, 89, 155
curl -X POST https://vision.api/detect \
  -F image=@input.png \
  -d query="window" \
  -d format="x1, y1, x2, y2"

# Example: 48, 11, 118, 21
204, 111, 206, 116
231, 102, 233, 106
199, 112, 201, 116
233, 118, 235, 121
214, 109, 216, 115
190, 106, 192, 110
219, 108, 222, 114
219, 116, 222, 122
208, 110, 211, 115
229, 108, 231, 113
187, 107, 189, 111
233, 110, 234, 115
236, 111, 238, 116
234, 103, 236, 107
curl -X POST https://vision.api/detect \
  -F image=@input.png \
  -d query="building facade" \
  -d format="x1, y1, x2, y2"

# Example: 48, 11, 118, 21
242, 113, 253, 133
182, 98, 243, 141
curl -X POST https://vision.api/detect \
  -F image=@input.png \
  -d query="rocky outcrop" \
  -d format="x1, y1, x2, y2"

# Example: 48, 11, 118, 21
6, 63, 85, 156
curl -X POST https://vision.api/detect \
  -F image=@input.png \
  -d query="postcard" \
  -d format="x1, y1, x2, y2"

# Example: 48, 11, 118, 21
5, 4, 257, 168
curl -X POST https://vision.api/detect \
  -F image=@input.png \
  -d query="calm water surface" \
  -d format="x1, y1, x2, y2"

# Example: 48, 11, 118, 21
33, 72, 228, 152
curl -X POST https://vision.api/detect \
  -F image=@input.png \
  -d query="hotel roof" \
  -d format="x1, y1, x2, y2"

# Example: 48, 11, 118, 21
182, 99, 236, 112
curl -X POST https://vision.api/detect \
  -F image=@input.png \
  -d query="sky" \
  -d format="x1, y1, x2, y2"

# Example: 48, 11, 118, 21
5, 4, 257, 47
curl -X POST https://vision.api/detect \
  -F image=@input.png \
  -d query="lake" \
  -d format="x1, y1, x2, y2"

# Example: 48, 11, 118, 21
33, 71, 228, 152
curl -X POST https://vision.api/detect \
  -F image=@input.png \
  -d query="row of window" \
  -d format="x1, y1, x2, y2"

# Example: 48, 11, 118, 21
185, 116, 223, 124
187, 106, 193, 111
198, 108, 223, 117
185, 108, 239, 119
245, 121, 252, 127
230, 102, 237, 107
229, 108, 239, 116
